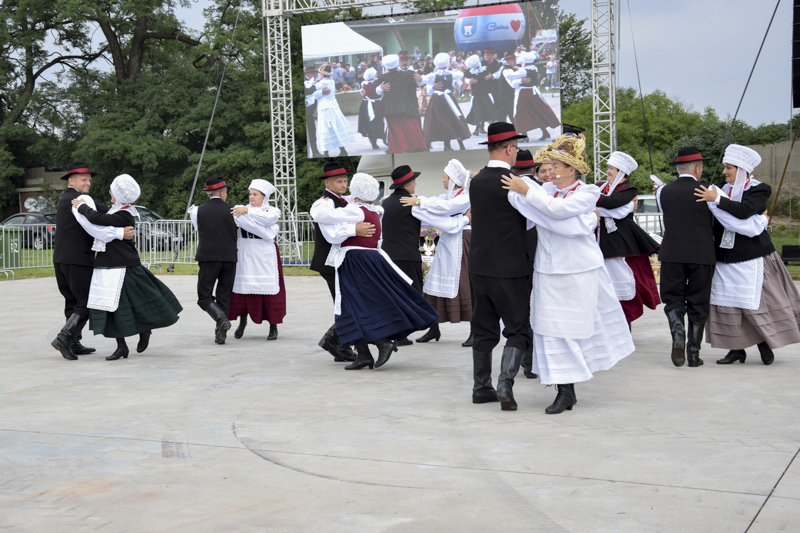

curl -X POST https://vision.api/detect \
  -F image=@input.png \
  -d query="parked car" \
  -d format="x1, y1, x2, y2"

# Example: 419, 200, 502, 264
0, 212, 57, 250
133, 206, 186, 252
633, 194, 664, 236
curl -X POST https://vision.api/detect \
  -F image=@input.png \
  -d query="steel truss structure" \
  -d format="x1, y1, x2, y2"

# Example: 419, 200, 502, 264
261, 0, 616, 258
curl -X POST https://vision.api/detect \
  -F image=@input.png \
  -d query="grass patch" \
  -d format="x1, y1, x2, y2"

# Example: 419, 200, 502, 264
1, 262, 315, 280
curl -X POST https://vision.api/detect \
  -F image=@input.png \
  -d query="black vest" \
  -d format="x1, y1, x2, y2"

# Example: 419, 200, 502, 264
76, 205, 140, 268
195, 198, 238, 263
658, 176, 716, 265
310, 191, 348, 274
595, 180, 659, 258
714, 183, 775, 264
53, 187, 108, 266
375, 70, 419, 118
468, 165, 529, 278
434, 73, 454, 92
520, 68, 540, 88
381, 189, 422, 263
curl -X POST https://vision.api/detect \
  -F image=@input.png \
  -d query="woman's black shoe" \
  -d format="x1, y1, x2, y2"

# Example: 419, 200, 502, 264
106, 338, 129, 361
374, 339, 398, 368
267, 324, 278, 341
395, 337, 413, 347
234, 315, 247, 339
345, 343, 374, 370
137, 330, 151, 353
716, 349, 746, 364
416, 323, 441, 343
462, 332, 474, 347
757, 342, 774, 365
545, 384, 576, 414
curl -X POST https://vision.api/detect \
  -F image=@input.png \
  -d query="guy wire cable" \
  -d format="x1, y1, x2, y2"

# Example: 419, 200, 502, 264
709, 0, 781, 184
625, 0, 653, 175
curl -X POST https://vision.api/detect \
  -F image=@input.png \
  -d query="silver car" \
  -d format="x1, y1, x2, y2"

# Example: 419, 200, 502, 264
633, 194, 664, 236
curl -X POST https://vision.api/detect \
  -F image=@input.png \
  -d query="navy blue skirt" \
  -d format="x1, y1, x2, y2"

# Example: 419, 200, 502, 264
335, 250, 439, 345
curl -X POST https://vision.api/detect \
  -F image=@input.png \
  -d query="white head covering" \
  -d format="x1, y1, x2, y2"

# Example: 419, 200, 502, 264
444, 159, 470, 200
521, 52, 537, 66
719, 145, 763, 249
605, 151, 638, 195
350, 173, 380, 202
383, 54, 399, 70
433, 53, 450, 69
465, 54, 481, 70
248, 178, 276, 203
363, 67, 377, 81
110, 174, 140, 206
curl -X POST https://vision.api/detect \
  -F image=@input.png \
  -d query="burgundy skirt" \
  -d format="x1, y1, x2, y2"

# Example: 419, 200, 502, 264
227, 246, 286, 324
385, 115, 426, 153
514, 90, 561, 134
619, 253, 661, 323
422, 94, 471, 143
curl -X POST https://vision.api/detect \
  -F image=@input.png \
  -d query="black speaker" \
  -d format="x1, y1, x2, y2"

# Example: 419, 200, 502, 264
794, 2, 800, 108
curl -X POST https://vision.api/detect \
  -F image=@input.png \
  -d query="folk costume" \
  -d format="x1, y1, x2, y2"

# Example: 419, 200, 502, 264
468, 122, 532, 411
51, 162, 126, 361
356, 68, 386, 150
463, 54, 498, 135
701, 145, 800, 365
595, 151, 661, 325
189, 176, 238, 344
421, 53, 471, 151
657, 147, 716, 367
74, 174, 182, 361
309, 162, 358, 362
408, 159, 473, 344
493, 53, 518, 123
504, 52, 560, 141
311, 173, 439, 370
376, 54, 426, 153
506, 134, 634, 414
314, 62, 355, 157
228, 179, 285, 341
304, 69, 323, 158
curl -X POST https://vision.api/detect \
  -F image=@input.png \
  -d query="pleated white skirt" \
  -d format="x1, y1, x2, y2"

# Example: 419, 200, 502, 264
317, 107, 355, 151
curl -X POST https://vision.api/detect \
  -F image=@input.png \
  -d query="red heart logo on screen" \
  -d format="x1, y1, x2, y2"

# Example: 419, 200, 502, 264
510, 20, 521, 32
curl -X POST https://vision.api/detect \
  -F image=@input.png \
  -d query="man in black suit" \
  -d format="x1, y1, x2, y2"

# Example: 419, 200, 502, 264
304, 67, 323, 158
309, 161, 374, 362
657, 147, 716, 367
190, 176, 238, 344
469, 122, 532, 410
50, 162, 134, 361
381, 165, 429, 346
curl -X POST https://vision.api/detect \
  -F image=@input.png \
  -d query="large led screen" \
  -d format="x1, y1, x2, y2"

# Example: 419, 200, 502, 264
300, 1, 561, 157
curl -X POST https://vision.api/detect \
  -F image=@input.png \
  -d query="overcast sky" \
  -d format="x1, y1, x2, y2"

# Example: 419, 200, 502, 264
175, 0, 791, 127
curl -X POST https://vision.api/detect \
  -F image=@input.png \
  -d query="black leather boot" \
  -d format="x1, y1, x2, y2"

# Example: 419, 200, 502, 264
345, 343, 374, 370
686, 320, 705, 367
717, 349, 746, 364
71, 317, 96, 354
106, 338, 129, 361
206, 302, 231, 344
521, 340, 538, 379
757, 341, 774, 365
462, 331, 474, 347
472, 350, 497, 403
457, 139, 465, 151
416, 323, 441, 343
545, 384, 577, 414
496, 346, 524, 411
267, 324, 278, 341
319, 324, 343, 360
396, 337, 413, 346
234, 315, 247, 339
374, 339, 398, 368
336, 344, 356, 362
52, 313, 81, 360
443, 141, 453, 151
666, 309, 686, 367
137, 330, 151, 353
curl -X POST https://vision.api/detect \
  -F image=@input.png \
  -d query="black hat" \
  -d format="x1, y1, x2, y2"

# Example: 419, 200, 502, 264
671, 146, 709, 165
483, 47, 494, 54
514, 149, 535, 168
503, 51, 516, 61
398, 49, 411, 58
561, 123, 586, 136
60, 162, 98, 180
390, 165, 421, 189
202, 176, 227, 191
319, 161, 352, 180
479, 122, 528, 145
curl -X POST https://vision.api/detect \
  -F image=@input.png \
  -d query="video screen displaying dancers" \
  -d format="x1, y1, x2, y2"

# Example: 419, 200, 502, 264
299, 1, 561, 157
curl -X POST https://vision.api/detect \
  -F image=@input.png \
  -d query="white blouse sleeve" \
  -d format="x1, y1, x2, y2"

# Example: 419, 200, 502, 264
188, 205, 199, 231
72, 196, 124, 243
709, 203, 768, 237
411, 207, 468, 234
508, 178, 598, 237
524, 182, 600, 220
597, 201, 634, 219
418, 193, 470, 216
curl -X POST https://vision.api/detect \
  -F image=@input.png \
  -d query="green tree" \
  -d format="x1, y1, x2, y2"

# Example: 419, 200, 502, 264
557, 12, 591, 109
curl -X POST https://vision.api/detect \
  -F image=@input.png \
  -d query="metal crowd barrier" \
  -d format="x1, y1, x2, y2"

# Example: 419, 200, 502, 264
633, 213, 664, 237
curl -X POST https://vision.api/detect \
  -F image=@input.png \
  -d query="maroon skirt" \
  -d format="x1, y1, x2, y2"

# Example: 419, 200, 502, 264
227, 245, 287, 324
422, 94, 471, 143
514, 89, 561, 134
385, 115, 426, 153
619, 253, 661, 323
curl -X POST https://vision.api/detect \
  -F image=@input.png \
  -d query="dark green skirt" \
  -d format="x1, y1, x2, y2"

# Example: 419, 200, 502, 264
89, 266, 183, 338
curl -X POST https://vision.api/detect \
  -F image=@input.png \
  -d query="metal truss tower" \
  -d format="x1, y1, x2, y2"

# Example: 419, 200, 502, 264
590, 0, 616, 183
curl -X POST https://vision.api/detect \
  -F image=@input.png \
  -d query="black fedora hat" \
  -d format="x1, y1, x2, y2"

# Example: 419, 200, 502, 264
319, 161, 352, 180
202, 175, 227, 191
60, 161, 98, 180
390, 165, 421, 189
514, 149, 535, 168
479, 122, 528, 145
671, 146, 709, 165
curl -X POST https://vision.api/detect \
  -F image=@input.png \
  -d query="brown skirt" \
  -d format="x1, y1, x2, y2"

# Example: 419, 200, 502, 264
706, 252, 800, 350
425, 231, 472, 324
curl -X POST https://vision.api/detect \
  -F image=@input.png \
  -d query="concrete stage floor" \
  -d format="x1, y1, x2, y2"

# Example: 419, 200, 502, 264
1, 275, 799, 532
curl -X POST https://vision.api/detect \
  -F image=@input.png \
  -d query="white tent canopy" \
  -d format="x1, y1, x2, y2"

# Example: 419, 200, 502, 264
301, 23, 383, 61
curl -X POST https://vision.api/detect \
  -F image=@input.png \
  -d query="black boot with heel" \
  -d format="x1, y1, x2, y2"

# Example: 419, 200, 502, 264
106, 338, 129, 361
374, 339, 398, 368
345, 343, 374, 370
137, 330, 151, 353
758, 342, 774, 365
234, 315, 247, 339
545, 384, 576, 414
267, 324, 278, 341
717, 349, 746, 364
416, 323, 441, 343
